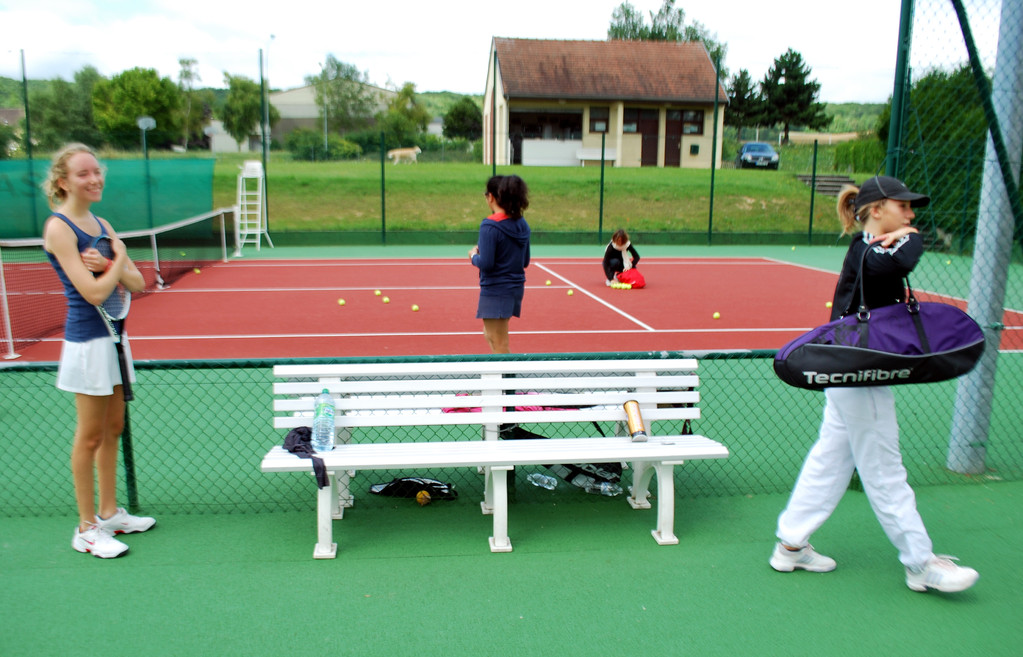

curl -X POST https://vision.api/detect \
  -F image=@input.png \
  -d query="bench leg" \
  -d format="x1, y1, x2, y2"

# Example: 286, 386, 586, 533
650, 462, 680, 546
627, 460, 654, 510
484, 465, 513, 552
314, 474, 338, 559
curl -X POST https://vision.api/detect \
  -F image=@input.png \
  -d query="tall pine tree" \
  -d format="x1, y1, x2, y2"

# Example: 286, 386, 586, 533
760, 49, 830, 144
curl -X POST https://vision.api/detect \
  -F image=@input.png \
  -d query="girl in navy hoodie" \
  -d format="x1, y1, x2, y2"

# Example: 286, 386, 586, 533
469, 175, 531, 353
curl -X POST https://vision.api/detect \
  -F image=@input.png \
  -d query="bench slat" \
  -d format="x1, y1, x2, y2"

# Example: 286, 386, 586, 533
273, 406, 701, 430
274, 390, 700, 413
261, 435, 728, 472
273, 374, 699, 395
274, 359, 697, 378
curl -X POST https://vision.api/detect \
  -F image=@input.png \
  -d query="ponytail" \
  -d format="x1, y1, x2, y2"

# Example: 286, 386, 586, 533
836, 185, 860, 235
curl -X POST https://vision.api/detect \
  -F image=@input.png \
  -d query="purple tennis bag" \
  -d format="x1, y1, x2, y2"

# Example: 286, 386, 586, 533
774, 253, 985, 390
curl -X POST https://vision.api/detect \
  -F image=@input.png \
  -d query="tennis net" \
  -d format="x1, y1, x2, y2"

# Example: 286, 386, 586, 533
1, 208, 231, 359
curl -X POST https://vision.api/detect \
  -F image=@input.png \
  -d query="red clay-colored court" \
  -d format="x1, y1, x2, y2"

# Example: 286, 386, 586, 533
10, 257, 1018, 361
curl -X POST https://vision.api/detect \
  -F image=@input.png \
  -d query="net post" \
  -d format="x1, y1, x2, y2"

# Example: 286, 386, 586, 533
0, 244, 21, 359
121, 404, 139, 513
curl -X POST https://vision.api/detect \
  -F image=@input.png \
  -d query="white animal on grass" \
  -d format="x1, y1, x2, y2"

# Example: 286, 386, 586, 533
387, 146, 422, 164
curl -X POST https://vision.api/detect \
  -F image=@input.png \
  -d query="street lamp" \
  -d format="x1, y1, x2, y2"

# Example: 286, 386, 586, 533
137, 116, 155, 159
136, 116, 156, 230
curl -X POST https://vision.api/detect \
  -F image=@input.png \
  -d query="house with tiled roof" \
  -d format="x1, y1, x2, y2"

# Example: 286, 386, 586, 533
484, 37, 727, 168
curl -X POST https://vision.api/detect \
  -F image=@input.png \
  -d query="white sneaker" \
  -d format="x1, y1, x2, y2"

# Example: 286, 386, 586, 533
72, 524, 129, 558
906, 555, 979, 592
96, 507, 156, 534
770, 542, 837, 572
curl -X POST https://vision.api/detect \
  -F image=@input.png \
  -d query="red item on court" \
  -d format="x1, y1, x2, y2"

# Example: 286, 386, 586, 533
616, 268, 645, 288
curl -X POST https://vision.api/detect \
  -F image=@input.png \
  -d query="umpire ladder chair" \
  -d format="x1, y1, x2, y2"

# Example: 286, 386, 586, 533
234, 160, 273, 255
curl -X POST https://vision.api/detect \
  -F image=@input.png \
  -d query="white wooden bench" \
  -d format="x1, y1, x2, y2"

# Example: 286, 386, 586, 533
576, 147, 617, 165
261, 358, 729, 558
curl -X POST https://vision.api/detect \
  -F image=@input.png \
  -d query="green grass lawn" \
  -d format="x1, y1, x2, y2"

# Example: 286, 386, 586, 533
213, 152, 865, 236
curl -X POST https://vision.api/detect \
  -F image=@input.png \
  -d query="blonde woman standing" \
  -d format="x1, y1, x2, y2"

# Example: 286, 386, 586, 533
42, 144, 155, 558
770, 176, 979, 593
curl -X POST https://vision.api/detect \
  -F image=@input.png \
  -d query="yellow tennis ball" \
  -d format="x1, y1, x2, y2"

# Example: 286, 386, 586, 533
416, 490, 431, 506
338, 298, 346, 306
193, 268, 201, 274
567, 289, 574, 296
545, 280, 552, 286
411, 304, 419, 312
825, 301, 833, 308
374, 290, 381, 296
382, 296, 390, 304
712, 312, 721, 319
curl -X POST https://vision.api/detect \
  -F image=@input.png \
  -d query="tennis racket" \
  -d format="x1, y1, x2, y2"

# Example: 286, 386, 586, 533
90, 234, 133, 402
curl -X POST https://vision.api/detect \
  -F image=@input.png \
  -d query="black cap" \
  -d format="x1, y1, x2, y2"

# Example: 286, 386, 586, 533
854, 176, 930, 213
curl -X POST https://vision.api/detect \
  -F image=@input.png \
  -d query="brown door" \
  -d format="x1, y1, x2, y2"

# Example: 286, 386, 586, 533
665, 110, 682, 167
639, 109, 659, 166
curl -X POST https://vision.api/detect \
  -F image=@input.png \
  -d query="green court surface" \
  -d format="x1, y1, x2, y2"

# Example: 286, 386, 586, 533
3, 243, 1020, 656
2, 482, 1020, 657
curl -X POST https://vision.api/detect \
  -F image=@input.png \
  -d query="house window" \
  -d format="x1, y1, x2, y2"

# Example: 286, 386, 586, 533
683, 110, 704, 135
589, 107, 609, 133
623, 108, 639, 133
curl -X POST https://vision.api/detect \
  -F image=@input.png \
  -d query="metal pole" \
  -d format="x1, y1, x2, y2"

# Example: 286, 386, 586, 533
259, 49, 270, 232
886, 0, 915, 178
808, 140, 818, 245
380, 132, 386, 245
122, 405, 139, 512
20, 50, 38, 235
598, 132, 606, 243
947, 0, 1023, 473
708, 54, 721, 246
492, 48, 497, 175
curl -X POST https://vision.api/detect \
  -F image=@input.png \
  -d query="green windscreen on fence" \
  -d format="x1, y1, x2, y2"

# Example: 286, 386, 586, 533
0, 158, 215, 239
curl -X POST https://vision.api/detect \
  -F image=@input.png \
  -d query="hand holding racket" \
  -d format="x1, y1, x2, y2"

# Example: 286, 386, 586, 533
90, 234, 133, 402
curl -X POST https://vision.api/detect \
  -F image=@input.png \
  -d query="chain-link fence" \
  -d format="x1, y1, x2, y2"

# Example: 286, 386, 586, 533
3, 351, 1019, 519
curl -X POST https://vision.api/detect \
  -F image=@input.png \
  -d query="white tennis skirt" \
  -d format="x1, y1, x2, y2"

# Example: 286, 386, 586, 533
56, 334, 136, 396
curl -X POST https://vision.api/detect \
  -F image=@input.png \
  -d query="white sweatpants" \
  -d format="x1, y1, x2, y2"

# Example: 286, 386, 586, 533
776, 386, 934, 570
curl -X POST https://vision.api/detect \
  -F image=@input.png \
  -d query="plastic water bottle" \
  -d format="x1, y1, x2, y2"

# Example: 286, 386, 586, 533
311, 389, 335, 453
583, 481, 623, 496
526, 473, 558, 490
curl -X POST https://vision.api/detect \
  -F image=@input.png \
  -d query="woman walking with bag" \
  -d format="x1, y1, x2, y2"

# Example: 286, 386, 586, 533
770, 176, 979, 593
43, 143, 155, 558
469, 175, 531, 354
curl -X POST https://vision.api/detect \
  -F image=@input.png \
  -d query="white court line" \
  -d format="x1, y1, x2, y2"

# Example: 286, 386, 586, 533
533, 262, 656, 332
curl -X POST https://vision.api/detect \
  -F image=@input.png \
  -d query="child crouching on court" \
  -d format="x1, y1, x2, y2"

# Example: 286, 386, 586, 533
602, 229, 639, 286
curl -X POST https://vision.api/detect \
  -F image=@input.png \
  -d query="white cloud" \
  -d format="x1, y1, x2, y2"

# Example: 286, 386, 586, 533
0, 0, 1005, 104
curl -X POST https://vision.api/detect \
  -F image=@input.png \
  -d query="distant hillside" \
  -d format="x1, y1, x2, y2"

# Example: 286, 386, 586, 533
418, 91, 483, 121
825, 103, 886, 134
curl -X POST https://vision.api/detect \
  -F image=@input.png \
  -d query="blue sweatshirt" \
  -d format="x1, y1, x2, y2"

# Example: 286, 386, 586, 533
471, 212, 531, 296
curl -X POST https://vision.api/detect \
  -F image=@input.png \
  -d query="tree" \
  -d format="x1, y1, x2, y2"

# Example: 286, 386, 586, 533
92, 67, 181, 149
26, 67, 104, 150
0, 120, 16, 159
377, 81, 431, 149
178, 58, 201, 150
220, 73, 278, 149
725, 69, 762, 140
443, 97, 482, 140
608, 0, 727, 74
305, 55, 376, 135
759, 49, 831, 144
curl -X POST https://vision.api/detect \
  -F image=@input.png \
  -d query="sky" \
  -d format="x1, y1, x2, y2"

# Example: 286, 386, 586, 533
0, 0, 1004, 105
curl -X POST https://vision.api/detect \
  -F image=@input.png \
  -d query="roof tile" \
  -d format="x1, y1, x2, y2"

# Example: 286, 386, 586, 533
494, 38, 726, 103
